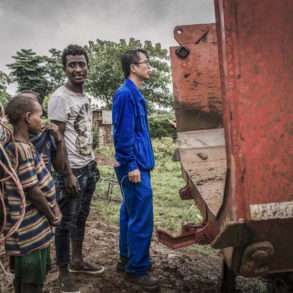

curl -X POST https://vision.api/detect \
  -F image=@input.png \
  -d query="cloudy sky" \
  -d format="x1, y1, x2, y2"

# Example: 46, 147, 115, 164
0, 0, 215, 72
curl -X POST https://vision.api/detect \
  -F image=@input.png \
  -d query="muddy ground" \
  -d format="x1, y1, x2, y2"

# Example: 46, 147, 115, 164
1, 214, 266, 293
0, 152, 266, 292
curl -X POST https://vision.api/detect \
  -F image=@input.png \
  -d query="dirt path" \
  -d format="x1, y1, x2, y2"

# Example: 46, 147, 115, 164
47, 217, 264, 293
1, 215, 265, 293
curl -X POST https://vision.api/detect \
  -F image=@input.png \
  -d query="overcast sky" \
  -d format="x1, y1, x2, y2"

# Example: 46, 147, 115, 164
0, 0, 215, 73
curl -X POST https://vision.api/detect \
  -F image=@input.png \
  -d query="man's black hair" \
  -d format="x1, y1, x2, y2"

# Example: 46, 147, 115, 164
62, 44, 89, 68
5, 95, 37, 126
121, 49, 149, 79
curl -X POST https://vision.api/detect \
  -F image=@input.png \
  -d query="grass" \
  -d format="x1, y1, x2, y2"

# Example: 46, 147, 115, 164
93, 137, 203, 233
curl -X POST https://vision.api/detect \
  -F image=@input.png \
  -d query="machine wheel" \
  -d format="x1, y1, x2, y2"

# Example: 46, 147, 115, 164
221, 261, 236, 293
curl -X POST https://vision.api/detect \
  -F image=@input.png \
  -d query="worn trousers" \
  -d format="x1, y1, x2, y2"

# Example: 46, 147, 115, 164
55, 161, 97, 266
115, 166, 153, 276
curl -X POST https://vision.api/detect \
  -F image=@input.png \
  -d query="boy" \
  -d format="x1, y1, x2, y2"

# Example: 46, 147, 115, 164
4, 94, 61, 293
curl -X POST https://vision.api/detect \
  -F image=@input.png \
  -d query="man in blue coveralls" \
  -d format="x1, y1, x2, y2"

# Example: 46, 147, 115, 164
112, 49, 160, 292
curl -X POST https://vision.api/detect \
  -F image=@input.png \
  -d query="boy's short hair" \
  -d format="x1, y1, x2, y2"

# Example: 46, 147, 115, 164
5, 95, 37, 125
121, 49, 149, 78
62, 44, 89, 68
18, 90, 41, 103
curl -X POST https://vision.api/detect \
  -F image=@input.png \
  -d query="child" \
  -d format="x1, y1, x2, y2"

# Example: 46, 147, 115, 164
19, 90, 65, 175
4, 94, 61, 293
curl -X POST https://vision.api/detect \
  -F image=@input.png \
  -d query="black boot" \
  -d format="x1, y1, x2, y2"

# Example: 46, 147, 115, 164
125, 272, 160, 292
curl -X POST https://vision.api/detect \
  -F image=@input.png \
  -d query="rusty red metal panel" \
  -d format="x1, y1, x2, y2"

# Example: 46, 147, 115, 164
214, 0, 293, 274
157, 24, 225, 249
170, 24, 223, 131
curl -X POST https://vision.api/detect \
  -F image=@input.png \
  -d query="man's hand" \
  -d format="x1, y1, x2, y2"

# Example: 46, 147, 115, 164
128, 169, 141, 183
64, 173, 80, 196
46, 122, 63, 143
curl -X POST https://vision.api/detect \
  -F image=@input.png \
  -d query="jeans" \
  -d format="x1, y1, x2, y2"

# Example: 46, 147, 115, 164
115, 165, 153, 276
55, 161, 97, 266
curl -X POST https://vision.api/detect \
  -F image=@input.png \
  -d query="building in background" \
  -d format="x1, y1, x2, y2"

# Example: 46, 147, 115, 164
92, 109, 112, 148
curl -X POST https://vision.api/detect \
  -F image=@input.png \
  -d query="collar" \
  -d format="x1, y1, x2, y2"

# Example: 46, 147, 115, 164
124, 79, 144, 101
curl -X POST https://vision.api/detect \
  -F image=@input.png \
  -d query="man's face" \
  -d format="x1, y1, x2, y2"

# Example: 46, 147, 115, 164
132, 52, 152, 81
64, 54, 88, 85
27, 101, 43, 134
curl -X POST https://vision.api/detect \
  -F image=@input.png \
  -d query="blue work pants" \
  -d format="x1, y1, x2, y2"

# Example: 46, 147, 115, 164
115, 166, 154, 276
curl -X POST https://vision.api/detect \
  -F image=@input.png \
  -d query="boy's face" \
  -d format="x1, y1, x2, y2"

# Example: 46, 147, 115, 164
64, 54, 88, 86
26, 101, 43, 135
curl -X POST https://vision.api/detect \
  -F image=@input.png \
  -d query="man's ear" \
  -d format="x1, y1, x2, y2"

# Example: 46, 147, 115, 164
130, 63, 136, 75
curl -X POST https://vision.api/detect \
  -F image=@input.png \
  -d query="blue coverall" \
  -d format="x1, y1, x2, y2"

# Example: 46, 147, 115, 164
112, 79, 155, 276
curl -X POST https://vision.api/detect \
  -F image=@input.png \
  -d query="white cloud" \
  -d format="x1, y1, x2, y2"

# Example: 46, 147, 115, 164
0, 0, 215, 72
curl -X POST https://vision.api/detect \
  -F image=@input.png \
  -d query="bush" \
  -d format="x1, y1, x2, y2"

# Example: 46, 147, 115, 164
149, 112, 176, 139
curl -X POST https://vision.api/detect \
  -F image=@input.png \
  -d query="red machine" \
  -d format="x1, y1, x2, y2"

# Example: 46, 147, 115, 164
157, 0, 293, 291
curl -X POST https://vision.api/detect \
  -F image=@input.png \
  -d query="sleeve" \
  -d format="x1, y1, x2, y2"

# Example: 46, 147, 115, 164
16, 145, 38, 190
112, 91, 138, 172
48, 94, 69, 122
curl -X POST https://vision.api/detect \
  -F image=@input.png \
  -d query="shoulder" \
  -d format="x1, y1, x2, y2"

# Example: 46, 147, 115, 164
49, 86, 68, 104
51, 85, 67, 97
113, 86, 133, 105
115, 83, 132, 96
6, 142, 35, 162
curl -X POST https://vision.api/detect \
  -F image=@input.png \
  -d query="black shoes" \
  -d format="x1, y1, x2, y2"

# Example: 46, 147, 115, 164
125, 273, 160, 292
69, 261, 105, 275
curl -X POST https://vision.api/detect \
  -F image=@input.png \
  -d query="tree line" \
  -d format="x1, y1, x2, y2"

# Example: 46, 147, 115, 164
0, 38, 173, 112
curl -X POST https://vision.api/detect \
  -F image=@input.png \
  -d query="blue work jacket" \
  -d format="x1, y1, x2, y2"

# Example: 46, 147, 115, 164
112, 79, 155, 172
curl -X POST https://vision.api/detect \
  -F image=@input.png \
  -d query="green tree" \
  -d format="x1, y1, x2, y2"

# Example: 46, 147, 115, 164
86, 38, 172, 110
0, 70, 10, 106
44, 48, 65, 92
149, 112, 176, 138
7, 49, 49, 101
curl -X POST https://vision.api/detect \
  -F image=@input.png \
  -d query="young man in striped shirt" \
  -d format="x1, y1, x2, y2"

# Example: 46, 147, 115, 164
4, 94, 61, 293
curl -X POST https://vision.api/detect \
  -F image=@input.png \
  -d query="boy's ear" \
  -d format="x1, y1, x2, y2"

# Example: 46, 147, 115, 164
24, 112, 32, 124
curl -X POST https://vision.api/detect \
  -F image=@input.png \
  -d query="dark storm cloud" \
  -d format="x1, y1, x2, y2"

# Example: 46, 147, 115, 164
0, 0, 214, 72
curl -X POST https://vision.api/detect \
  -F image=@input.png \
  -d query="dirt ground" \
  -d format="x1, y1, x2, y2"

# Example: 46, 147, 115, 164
0, 214, 266, 293
0, 152, 266, 292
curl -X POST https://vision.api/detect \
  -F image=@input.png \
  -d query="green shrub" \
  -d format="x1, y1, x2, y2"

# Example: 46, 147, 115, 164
149, 112, 176, 139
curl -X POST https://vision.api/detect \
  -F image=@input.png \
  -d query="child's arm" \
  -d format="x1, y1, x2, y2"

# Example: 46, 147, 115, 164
26, 185, 60, 226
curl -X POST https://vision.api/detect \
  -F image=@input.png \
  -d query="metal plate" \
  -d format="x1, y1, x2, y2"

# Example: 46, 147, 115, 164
178, 129, 227, 216
170, 24, 223, 131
